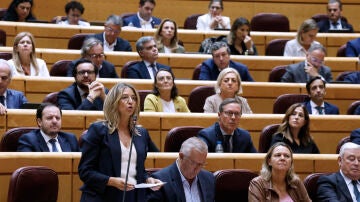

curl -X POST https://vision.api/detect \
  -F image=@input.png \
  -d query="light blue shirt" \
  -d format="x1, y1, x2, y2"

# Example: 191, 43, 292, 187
176, 159, 201, 202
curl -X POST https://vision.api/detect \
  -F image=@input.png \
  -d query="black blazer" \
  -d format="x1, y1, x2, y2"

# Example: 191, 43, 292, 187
317, 19, 354, 33
317, 172, 353, 201
126, 61, 172, 79
90, 33, 132, 52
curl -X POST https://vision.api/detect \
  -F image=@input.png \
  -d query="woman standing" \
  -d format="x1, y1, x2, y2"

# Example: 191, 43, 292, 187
154, 19, 185, 53
196, 0, 230, 31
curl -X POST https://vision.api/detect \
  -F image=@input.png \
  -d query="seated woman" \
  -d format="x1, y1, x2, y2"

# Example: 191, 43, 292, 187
196, 0, 230, 31
144, 68, 190, 112
248, 142, 311, 201
56, 1, 90, 26
227, 17, 258, 55
271, 103, 320, 154
2, 0, 36, 22
284, 19, 320, 57
203, 67, 252, 113
154, 19, 185, 53
7, 32, 49, 77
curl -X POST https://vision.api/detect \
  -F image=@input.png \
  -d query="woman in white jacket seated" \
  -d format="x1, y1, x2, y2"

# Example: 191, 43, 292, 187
196, 0, 230, 31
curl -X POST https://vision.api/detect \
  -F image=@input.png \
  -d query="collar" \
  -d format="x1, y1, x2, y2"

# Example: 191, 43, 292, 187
137, 12, 153, 24
77, 86, 88, 98
310, 100, 324, 108
102, 32, 117, 49
144, 60, 156, 67
40, 129, 58, 142
219, 126, 234, 136
176, 158, 199, 185
340, 169, 356, 186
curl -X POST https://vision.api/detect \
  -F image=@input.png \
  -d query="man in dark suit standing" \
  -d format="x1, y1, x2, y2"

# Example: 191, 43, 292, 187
123, 0, 161, 29
59, 59, 106, 110
0, 59, 28, 115
89, 15, 132, 52
303, 76, 339, 115
17, 103, 79, 152
126, 36, 171, 79
67, 37, 118, 78
317, 0, 353, 33
317, 142, 360, 201
198, 98, 257, 153
147, 137, 215, 202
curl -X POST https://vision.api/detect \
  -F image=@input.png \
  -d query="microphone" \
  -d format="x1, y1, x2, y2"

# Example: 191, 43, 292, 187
122, 115, 138, 202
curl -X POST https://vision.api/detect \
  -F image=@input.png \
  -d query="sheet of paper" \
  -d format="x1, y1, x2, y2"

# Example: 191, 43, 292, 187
134, 182, 166, 189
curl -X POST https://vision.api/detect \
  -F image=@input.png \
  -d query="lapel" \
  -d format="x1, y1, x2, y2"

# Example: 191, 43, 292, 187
73, 83, 82, 106
133, 16, 141, 28
57, 133, 71, 152
107, 130, 122, 177
305, 101, 313, 114
197, 172, 208, 202
36, 130, 50, 152
169, 163, 187, 202
336, 172, 353, 201
141, 61, 151, 79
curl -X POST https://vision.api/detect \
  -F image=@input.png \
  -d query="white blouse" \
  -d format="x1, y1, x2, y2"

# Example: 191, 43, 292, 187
7, 58, 50, 77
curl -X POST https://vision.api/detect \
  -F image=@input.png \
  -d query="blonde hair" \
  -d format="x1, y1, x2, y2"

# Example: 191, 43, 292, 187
154, 18, 180, 52
215, 67, 243, 95
12, 32, 39, 75
296, 19, 318, 45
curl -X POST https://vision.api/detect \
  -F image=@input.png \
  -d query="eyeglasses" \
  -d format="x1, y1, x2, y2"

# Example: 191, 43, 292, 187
120, 95, 137, 103
222, 111, 242, 118
310, 56, 324, 65
77, 70, 95, 76
87, 54, 105, 59
185, 156, 207, 168
105, 26, 120, 34
210, 6, 222, 10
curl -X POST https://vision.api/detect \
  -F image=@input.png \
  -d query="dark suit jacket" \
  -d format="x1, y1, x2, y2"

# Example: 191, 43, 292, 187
281, 61, 333, 83
343, 71, 360, 84
5, 89, 28, 109
304, 100, 339, 115
346, 38, 360, 57
317, 172, 353, 201
123, 14, 161, 28
199, 59, 254, 81
17, 129, 79, 152
58, 82, 105, 110
78, 122, 152, 202
197, 122, 257, 153
317, 19, 354, 33
126, 61, 171, 79
147, 162, 215, 202
350, 128, 360, 145
66, 59, 118, 78
89, 33, 132, 52
355, 106, 360, 115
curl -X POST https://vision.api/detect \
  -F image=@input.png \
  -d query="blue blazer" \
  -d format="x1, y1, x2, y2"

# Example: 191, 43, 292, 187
317, 19, 354, 33
317, 172, 353, 201
89, 33, 132, 52
304, 100, 339, 115
346, 38, 360, 57
355, 106, 360, 115
123, 14, 161, 28
197, 122, 257, 153
17, 129, 79, 152
78, 122, 152, 202
147, 162, 215, 202
199, 59, 254, 81
281, 61, 333, 83
5, 89, 28, 109
66, 59, 118, 78
343, 71, 360, 84
126, 61, 171, 79
58, 83, 105, 110
350, 128, 360, 145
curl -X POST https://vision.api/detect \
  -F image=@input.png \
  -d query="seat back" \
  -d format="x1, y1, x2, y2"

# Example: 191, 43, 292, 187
347, 100, 360, 115
0, 8, 7, 20
138, 90, 152, 111
119, 12, 136, 23
121, 60, 141, 78
0, 29, 6, 46
50, 16, 88, 24
258, 124, 281, 153
251, 13, 290, 32
42, 92, 59, 105
303, 172, 327, 202
0, 52, 12, 60
265, 39, 289, 56
336, 44, 347, 57
214, 169, 258, 202
0, 127, 37, 151
188, 86, 215, 112
50, 60, 71, 76
183, 14, 202, 29
268, 65, 287, 82
192, 64, 202, 80
164, 126, 204, 152
68, 33, 90, 50
312, 13, 348, 23
336, 71, 355, 81
8, 166, 59, 202
336, 136, 350, 153
273, 94, 309, 114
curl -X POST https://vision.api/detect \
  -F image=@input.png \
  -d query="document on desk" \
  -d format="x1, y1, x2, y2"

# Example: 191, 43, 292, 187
134, 182, 166, 189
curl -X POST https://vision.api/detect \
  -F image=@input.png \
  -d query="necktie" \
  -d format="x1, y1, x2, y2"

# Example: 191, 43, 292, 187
315, 106, 324, 115
332, 22, 339, 29
352, 180, 360, 202
150, 63, 157, 79
49, 139, 58, 152
223, 135, 231, 153
0, 96, 4, 106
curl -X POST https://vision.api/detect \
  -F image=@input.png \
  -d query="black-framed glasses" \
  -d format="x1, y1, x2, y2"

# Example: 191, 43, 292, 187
222, 111, 242, 118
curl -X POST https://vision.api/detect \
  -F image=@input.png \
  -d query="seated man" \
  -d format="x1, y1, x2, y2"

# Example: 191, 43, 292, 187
317, 0, 353, 33
304, 76, 339, 114
345, 38, 360, 57
147, 137, 215, 202
343, 71, 360, 84
197, 98, 257, 153
281, 44, 333, 83
199, 41, 254, 81
66, 37, 118, 78
317, 142, 360, 201
0, 59, 28, 115
59, 59, 107, 110
18, 103, 80, 152
123, 0, 161, 29
56, 1, 90, 26
126, 36, 171, 79
87, 15, 132, 52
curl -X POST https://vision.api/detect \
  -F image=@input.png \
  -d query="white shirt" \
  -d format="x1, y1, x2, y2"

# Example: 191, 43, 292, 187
283, 39, 321, 57
137, 12, 153, 29
40, 130, 62, 152
310, 100, 325, 115
57, 20, 90, 27
102, 32, 116, 52
7, 58, 50, 77
161, 98, 175, 113
176, 159, 201, 202
329, 19, 343, 30
340, 170, 360, 202
120, 139, 137, 185
143, 61, 157, 79
196, 13, 230, 31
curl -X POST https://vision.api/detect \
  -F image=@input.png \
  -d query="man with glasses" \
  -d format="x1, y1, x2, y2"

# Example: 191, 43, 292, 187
123, 0, 161, 29
197, 98, 257, 153
89, 15, 132, 52
147, 137, 215, 202
59, 59, 107, 110
67, 37, 118, 78
281, 44, 332, 83
317, 0, 353, 33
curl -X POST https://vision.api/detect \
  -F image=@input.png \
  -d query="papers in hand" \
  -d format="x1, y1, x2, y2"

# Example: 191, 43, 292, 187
134, 182, 166, 189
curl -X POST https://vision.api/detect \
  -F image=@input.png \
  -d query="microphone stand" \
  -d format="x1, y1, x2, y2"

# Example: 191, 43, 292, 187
122, 116, 137, 202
